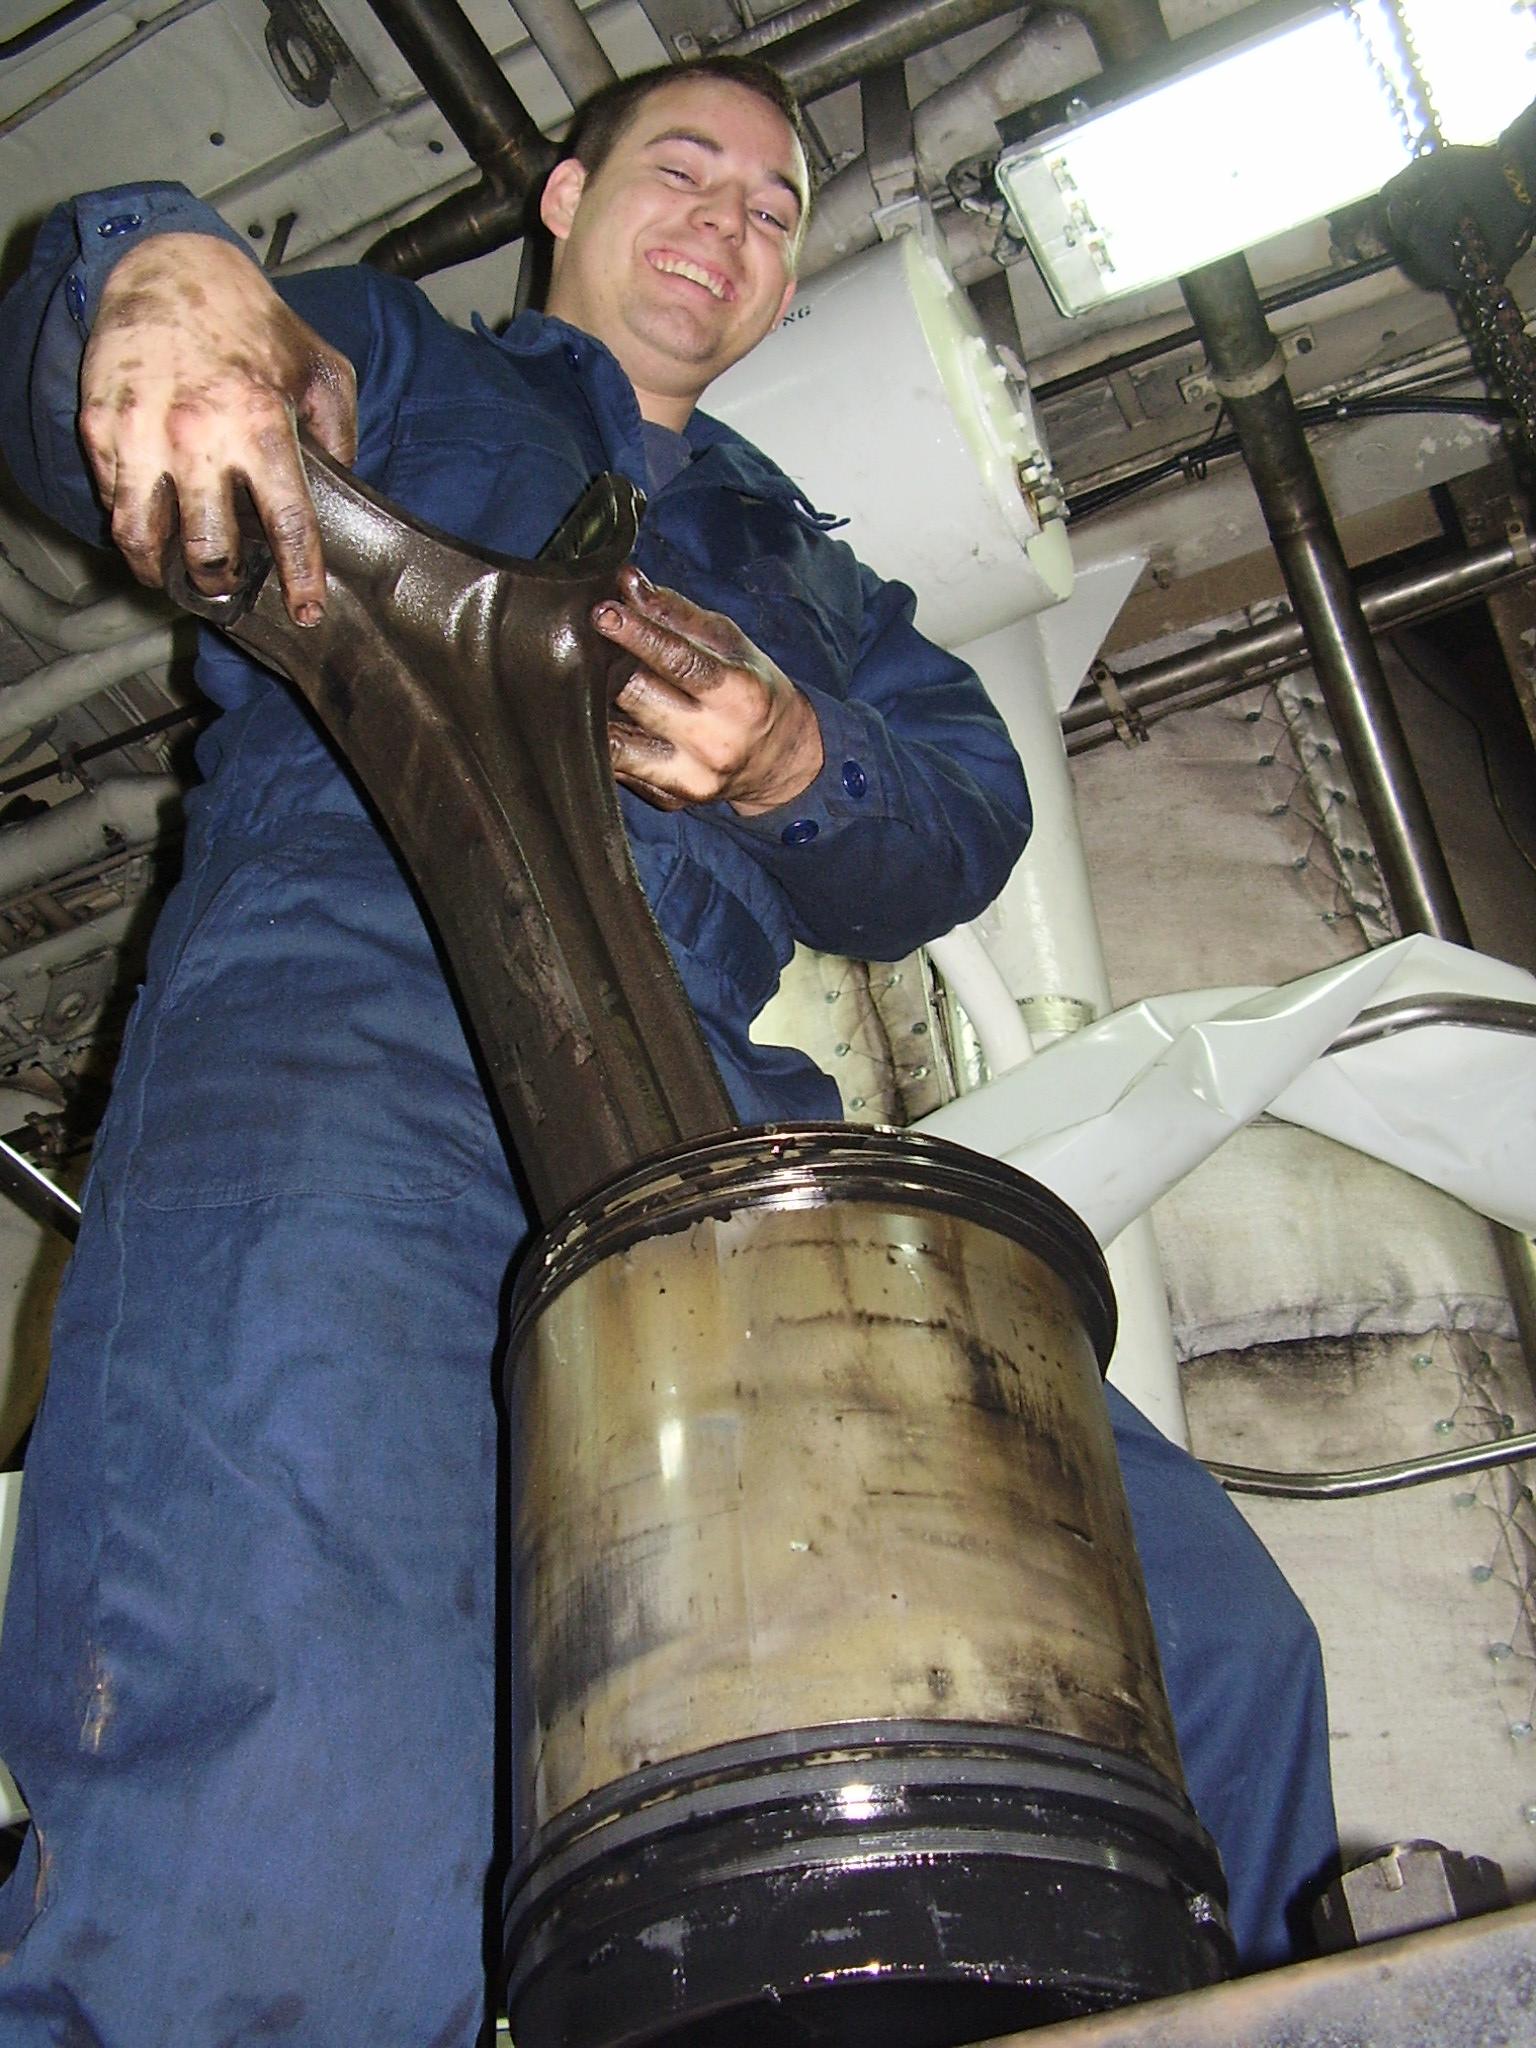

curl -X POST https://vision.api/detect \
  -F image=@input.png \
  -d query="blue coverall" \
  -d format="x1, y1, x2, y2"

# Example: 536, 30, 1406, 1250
0, 186, 1336, 2046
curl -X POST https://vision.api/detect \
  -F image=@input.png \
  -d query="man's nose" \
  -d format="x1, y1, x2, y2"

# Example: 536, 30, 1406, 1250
695, 184, 747, 240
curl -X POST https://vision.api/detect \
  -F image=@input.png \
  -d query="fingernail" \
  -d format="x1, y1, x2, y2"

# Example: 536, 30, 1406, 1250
594, 603, 622, 630
628, 567, 655, 595
295, 601, 324, 628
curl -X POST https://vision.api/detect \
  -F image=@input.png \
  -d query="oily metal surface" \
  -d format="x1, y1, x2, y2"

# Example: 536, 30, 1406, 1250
978, 1899, 1536, 2048
507, 1162, 1178, 1832
165, 447, 734, 1222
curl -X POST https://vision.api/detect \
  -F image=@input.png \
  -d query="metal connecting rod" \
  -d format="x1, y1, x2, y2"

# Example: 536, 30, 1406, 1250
165, 449, 734, 1221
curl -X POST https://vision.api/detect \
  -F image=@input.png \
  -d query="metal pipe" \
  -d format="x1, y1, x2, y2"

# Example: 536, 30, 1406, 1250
362, 0, 555, 277
0, 552, 174, 653
0, 1136, 80, 1244
0, 779, 180, 901
1328, 992, 1536, 1054
800, 6, 1088, 274
1180, 254, 1472, 944
1062, 539, 1532, 740
505, 0, 615, 105
0, 629, 183, 743
753, 0, 1028, 106
719, 0, 865, 58
1207, 1430, 1536, 1500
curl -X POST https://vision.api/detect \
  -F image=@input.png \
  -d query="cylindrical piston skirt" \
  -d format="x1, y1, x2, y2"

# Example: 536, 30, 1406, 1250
502, 1127, 1229, 2044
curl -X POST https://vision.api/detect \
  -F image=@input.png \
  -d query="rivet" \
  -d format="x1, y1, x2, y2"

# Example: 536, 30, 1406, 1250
1412, 1352, 1433, 1368
1292, 856, 1308, 871
833, 1042, 850, 1057
1512, 1721, 1533, 1740
1471, 1564, 1493, 1583
1434, 1418, 1456, 1436
1454, 1491, 1478, 1509
1489, 1641, 1514, 1662
1522, 1802, 1536, 1824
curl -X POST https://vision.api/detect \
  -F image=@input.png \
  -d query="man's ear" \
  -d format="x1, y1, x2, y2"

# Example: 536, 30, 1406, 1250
773, 277, 796, 328
540, 158, 587, 243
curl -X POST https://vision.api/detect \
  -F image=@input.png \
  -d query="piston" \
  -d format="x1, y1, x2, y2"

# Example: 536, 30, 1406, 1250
502, 1126, 1232, 2047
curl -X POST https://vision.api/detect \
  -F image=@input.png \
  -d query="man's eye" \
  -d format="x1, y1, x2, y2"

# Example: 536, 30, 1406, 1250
659, 164, 694, 184
755, 209, 790, 233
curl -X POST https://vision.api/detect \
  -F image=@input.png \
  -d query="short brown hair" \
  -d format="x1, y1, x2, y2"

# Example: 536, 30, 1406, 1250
565, 57, 814, 208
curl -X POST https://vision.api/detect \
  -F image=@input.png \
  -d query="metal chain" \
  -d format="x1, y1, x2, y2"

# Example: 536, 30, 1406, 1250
1352, 0, 1536, 463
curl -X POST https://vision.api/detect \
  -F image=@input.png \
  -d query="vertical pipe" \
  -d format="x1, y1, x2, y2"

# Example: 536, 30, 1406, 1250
1179, 256, 1470, 942
505, 0, 615, 107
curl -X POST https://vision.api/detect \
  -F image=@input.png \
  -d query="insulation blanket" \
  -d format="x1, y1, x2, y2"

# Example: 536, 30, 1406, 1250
916, 935, 1536, 1246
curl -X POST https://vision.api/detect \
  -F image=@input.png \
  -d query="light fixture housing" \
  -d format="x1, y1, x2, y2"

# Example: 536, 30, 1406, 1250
994, 0, 1536, 316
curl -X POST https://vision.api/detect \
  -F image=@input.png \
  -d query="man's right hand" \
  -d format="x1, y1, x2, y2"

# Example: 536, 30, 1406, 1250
79, 234, 357, 626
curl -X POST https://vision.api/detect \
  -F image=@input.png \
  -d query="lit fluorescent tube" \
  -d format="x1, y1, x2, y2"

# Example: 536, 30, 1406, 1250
994, 0, 1536, 316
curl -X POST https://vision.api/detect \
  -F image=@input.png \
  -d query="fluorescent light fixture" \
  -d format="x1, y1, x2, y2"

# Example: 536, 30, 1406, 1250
994, 0, 1536, 316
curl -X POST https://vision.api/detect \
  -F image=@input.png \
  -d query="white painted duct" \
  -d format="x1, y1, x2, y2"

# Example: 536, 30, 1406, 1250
0, 778, 180, 899
0, 630, 181, 742
0, 551, 174, 653
709, 212, 1070, 648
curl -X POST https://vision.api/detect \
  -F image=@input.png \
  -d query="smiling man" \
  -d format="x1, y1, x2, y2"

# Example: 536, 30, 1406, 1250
0, 56, 1037, 2048
0, 53, 1334, 2048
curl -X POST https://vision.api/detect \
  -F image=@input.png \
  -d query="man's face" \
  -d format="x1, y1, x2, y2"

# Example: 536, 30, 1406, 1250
540, 76, 808, 427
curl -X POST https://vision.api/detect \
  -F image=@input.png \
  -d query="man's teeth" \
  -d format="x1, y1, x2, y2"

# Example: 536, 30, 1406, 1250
652, 255, 726, 299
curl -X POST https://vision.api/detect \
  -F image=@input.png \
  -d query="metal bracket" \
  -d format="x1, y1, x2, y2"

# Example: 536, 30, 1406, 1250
1089, 658, 1149, 746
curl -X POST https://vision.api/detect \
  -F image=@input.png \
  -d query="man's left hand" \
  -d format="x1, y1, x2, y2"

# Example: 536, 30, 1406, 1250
594, 567, 824, 816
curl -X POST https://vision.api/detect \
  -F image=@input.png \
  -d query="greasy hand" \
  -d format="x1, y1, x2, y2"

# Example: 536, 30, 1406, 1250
79, 234, 357, 625
595, 567, 824, 815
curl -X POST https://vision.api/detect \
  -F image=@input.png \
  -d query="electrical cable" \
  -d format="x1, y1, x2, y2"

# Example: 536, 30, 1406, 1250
1066, 391, 1516, 523
0, 703, 204, 800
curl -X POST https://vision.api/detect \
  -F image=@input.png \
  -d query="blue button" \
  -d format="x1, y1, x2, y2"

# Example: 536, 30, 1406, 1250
65, 274, 86, 319
841, 759, 867, 798
97, 212, 144, 238
781, 818, 819, 847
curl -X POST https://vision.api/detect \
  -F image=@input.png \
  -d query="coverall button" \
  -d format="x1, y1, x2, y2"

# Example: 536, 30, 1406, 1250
97, 212, 145, 237
780, 818, 819, 846
841, 759, 867, 798
65, 274, 86, 318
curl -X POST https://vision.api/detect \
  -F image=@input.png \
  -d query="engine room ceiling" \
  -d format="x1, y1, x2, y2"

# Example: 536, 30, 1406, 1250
0, 0, 1530, 1147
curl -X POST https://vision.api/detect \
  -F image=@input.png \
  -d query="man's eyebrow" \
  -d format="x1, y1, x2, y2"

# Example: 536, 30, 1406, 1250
642, 126, 805, 215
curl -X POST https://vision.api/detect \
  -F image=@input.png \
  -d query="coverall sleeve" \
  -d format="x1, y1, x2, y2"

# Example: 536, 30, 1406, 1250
0, 182, 409, 544
706, 564, 1032, 962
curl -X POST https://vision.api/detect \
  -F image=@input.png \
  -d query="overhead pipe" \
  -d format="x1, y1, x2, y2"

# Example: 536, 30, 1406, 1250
0, 628, 186, 743
362, 0, 556, 278
800, 6, 1092, 275
0, 551, 174, 653
0, 779, 180, 901
1062, 538, 1536, 745
738, 0, 1027, 105
506, 0, 615, 106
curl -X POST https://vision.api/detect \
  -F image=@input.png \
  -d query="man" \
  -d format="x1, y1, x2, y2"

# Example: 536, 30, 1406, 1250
0, 57, 1334, 2046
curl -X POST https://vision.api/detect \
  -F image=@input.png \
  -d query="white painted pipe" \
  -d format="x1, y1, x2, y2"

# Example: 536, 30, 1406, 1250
954, 618, 1190, 1446
0, 778, 181, 899
0, 629, 181, 742
0, 550, 174, 652
926, 924, 1034, 1073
